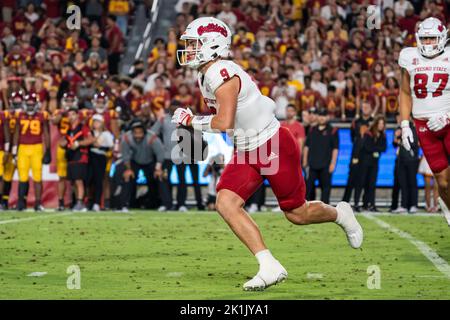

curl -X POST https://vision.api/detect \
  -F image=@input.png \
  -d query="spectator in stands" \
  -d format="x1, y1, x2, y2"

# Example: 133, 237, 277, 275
108, 0, 132, 36
271, 74, 296, 120
105, 15, 124, 75
340, 77, 358, 122
354, 116, 387, 212
217, 1, 237, 33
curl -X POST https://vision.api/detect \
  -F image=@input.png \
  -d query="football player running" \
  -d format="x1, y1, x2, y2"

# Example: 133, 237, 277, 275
172, 17, 363, 291
399, 17, 450, 226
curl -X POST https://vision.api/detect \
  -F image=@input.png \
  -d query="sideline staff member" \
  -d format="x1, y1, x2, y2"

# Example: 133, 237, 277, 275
303, 108, 338, 204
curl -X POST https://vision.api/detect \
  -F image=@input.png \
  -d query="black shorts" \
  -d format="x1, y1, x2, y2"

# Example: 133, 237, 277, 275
67, 162, 88, 182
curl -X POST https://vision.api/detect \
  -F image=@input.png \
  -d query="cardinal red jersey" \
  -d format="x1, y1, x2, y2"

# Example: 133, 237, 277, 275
53, 109, 70, 135
5, 110, 18, 136
79, 109, 94, 124
16, 111, 49, 144
384, 88, 399, 116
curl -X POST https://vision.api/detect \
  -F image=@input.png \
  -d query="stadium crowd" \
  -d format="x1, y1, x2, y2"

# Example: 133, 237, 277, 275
0, 0, 448, 212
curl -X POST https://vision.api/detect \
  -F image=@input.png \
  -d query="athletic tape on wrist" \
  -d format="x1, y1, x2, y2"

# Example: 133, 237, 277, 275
191, 115, 214, 132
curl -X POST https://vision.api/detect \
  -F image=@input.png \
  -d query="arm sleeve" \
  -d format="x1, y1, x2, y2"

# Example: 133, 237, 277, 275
150, 118, 163, 135
120, 136, 132, 163
150, 135, 165, 163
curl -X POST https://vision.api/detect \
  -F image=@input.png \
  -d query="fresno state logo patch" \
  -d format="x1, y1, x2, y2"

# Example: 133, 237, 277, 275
197, 23, 228, 37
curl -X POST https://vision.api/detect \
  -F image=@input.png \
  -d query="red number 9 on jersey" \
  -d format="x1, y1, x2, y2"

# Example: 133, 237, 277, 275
220, 68, 230, 81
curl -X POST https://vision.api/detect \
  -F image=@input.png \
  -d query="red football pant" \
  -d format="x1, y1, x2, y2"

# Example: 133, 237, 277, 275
216, 127, 306, 211
414, 118, 450, 174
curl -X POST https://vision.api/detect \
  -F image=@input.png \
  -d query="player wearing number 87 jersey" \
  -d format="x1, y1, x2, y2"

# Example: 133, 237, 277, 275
398, 17, 450, 225
12, 93, 51, 211
174, 17, 363, 291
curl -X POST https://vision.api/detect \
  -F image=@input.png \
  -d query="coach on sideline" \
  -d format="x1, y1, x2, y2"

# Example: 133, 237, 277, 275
303, 108, 339, 204
120, 120, 165, 209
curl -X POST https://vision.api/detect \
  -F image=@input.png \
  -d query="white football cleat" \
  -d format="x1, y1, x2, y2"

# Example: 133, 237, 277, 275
243, 261, 288, 291
336, 201, 363, 249
438, 197, 450, 226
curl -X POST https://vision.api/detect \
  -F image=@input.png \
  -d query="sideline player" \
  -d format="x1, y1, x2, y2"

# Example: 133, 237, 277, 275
399, 17, 450, 225
0, 104, 11, 210
51, 91, 77, 210
2, 91, 25, 209
172, 17, 363, 291
11, 93, 51, 211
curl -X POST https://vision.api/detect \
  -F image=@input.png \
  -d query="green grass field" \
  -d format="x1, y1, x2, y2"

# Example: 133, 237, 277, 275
0, 209, 449, 300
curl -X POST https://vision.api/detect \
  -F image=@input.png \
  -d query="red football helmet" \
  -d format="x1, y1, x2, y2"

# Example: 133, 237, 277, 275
62, 91, 79, 110
93, 91, 108, 113
24, 92, 40, 115
9, 90, 25, 110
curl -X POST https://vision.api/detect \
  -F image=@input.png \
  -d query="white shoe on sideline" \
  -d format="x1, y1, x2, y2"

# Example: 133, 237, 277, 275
178, 206, 188, 212
408, 206, 418, 214
438, 197, 450, 226
243, 261, 288, 291
336, 202, 363, 249
247, 204, 258, 214
158, 206, 167, 212
92, 204, 101, 212
271, 206, 282, 212
392, 207, 407, 214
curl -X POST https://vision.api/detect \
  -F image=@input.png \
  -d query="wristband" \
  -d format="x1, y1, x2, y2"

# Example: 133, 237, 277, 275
191, 115, 214, 132
12, 145, 17, 156
74, 141, 80, 148
4, 142, 10, 152
401, 120, 410, 128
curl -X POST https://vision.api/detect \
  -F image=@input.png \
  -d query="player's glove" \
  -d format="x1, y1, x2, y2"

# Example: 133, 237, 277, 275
43, 148, 51, 165
401, 120, 414, 151
171, 107, 193, 126
426, 113, 450, 132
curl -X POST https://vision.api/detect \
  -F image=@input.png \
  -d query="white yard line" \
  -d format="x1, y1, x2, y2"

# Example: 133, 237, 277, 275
362, 213, 450, 279
360, 212, 442, 217
0, 212, 73, 225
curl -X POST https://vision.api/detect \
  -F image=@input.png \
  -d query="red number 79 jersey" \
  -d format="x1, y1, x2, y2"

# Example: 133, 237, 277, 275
398, 46, 450, 119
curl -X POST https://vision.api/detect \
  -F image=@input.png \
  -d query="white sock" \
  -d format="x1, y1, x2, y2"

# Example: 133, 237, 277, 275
335, 206, 344, 225
255, 249, 277, 266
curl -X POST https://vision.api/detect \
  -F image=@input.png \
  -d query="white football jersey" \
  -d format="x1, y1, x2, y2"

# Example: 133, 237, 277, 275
398, 46, 450, 119
198, 59, 280, 151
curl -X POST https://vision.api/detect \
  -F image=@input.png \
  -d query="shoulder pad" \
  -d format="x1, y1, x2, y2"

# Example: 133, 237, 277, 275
204, 60, 239, 94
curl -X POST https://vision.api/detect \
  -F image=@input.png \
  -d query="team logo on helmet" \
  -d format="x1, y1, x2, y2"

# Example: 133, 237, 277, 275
197, 23, 228, 37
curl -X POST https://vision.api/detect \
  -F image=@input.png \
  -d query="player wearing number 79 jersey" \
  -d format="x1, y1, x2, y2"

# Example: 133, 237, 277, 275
172, 17, 363, 291
398, 17, 450, 225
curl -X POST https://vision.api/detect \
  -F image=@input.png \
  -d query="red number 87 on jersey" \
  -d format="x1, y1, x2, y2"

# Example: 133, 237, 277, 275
414, 73, 449, 98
